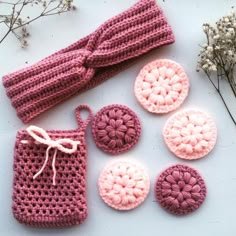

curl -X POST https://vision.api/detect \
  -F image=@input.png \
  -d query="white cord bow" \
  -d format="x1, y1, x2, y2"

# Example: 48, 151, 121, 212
21, 125, 80, 185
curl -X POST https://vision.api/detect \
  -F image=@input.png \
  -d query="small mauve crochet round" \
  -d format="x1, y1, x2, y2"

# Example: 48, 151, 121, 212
163, 109, 217, 160
155, 164, 206, 215
134, 59, 189, 113
98, 160, 150, 210
92, 105, 141, 155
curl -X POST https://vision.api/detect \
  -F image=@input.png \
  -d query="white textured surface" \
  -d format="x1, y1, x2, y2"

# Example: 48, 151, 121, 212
1, 0, 236, 235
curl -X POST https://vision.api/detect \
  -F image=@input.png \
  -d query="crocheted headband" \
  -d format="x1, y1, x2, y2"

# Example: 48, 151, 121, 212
2, 0, 174, 123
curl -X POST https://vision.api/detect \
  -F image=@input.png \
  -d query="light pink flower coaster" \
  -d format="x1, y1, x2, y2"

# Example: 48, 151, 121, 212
155, 164, 207, 215
134, 59, 190, 113
98, 160, 150, 210
163, 109, 217, 160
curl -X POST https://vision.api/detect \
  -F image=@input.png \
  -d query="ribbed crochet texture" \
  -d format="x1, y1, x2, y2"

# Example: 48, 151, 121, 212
2, 0, 174, 123
12, 105, 92, 227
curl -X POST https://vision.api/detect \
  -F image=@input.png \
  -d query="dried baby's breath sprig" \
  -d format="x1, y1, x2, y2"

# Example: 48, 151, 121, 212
0, 0, 76, 47
197, 11, 236, 125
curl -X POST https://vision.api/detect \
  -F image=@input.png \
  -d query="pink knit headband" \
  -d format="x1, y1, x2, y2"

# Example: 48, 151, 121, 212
2, 0, 175, 123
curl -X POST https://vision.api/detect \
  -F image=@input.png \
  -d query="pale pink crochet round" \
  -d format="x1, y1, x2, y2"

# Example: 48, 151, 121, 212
155, 164, 207, 215
98, 160, 150, 210
163, 109, 217, 160
134, 59, 189, 113
92, 105, 141, 155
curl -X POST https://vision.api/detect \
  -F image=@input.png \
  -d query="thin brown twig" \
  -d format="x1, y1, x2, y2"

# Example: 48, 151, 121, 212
0, 1, 15, 5
198, 13, 236, 127
44, 1, 63, 15
205, 72, 236, 125
0, 0, 76, 46
0, 0, 25, 44
0, 0, 26, 4
12, 0, 26, 26
0, 1, 16, 43
0, 28, 11, 43
43, 11, 70, 17
12, 0, 57, 31
3, 21, 22, 43
11, 0, 70, 30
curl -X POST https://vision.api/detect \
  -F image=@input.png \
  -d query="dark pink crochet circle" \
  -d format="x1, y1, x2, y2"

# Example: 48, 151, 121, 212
155, 164, 206, 215
92, 104, 141, 155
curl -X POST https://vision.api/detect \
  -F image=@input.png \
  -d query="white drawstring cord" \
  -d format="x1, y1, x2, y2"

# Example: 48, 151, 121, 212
21, 125, 80, 185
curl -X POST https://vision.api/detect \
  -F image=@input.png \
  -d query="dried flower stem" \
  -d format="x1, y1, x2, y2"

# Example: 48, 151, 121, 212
205, 72, 236, 125
197, 11, 236, 125
0, 0, 76, 47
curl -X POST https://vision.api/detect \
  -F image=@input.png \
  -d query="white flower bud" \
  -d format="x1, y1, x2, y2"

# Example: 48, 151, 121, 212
228, 28, 235, 36
225, 32, 231, 38
228, 11, 234, 17
203, 26, 208, 33
207, 46, 213, 52
213, 34, 220, 40
224, 17, 229, 23
210, 65, 217, 71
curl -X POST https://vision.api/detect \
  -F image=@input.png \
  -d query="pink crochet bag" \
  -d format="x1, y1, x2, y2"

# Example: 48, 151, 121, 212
12, 105, 92, 227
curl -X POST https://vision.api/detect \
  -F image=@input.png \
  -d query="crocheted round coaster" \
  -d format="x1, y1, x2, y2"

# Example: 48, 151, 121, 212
155, 164, 206, 215
92, 105, 141, 155
134, 59, 189, 114
98, 160, 150, 210
163, 109, 217, 160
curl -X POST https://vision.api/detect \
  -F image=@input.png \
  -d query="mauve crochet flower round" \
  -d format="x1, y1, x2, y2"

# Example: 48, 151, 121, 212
134, 59, 189, 114
98, 160, 150, 210
92, 105, 141, 154
155, 164, 206, 215
163, 109, 217, 160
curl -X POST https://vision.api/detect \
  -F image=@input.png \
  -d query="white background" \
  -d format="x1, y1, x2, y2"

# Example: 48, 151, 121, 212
1, 0, 236, 235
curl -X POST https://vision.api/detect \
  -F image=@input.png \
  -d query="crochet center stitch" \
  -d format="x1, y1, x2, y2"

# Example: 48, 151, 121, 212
134, 59, 189, 113
92, 105, 141, 155
155, 164, 207, 215
163, 109, 217, 160
98, 160, 150, 210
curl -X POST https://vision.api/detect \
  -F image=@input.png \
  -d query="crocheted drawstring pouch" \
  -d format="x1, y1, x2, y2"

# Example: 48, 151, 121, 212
12, 105, 92, 227
2, 0, 175, 124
